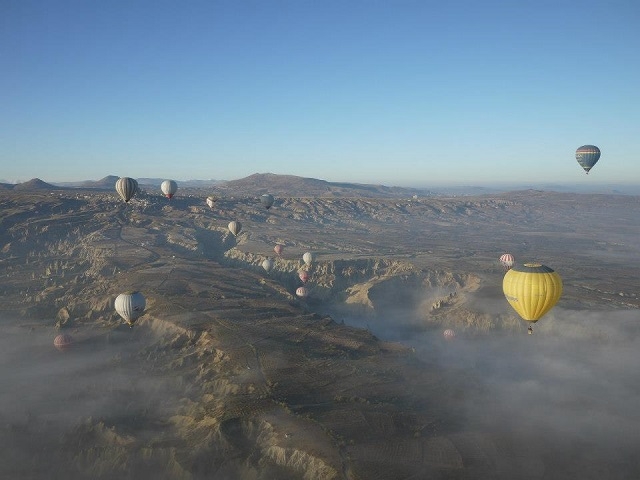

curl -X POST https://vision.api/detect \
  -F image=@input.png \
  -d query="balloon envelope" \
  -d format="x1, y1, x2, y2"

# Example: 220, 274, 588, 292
575, 145, 601, 174
206, 196, 217, 209
274, 244, 284, 256
228, 221, 242, 236
161, 180, 178, 199
500, 253, 515, 270
296, 287, 308, 298
443, 329, 455, 340
298, 270, 310, 283
54, 334, 73, 351
115, 291, 146, 326
260, 194, 275, 209
115, 177, 138, 203
302, 252, 314, 266
262, 258, 274, 273
503, 263, 562, 323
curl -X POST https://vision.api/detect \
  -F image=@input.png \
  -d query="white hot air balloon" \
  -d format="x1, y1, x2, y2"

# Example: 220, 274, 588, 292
228, 221, 242, 236
206, 196, 217, 209
302, 252, 314, 266
115, 177, 138, 203
262, 258, 274, 273
161, 180, 178, 199
115, 291, 146, 327
296, 286, 308, 298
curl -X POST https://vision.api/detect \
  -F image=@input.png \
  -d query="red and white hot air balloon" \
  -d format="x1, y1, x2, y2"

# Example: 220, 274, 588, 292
500, 253, 515, 271
161, 180, 178, 199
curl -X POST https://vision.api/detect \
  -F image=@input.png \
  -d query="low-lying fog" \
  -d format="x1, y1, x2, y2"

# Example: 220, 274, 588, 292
2, 303, 639, 478
344, 306, 640, 478
0, 319, 182, 479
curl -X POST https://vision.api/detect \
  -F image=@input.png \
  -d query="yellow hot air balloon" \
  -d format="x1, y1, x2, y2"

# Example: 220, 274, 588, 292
502, 263, 562, 325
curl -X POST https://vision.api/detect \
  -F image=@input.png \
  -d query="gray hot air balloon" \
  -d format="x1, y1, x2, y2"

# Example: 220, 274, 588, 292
260, 194, 275, 209
302, 252, 314, 266
262, 258, 274, 273
115, 177, 139, 203
161, 180, 178, 199
575, 145, 601, 174
114, 291, 146, 327
228, 221, 242, 236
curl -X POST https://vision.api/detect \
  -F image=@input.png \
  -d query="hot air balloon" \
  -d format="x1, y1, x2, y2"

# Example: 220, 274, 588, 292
443, 329, 455, 340
115, 177, 138, 203
298, 270, 310, 283
274, 244, 284, 256
302, 252, 314, 266
500, 253, 515, 271
262, 258, 274, 273
296, 287, 308, 298
54, 334, 74, 351
206, 196, 217, 209
575, 145, 601, 174
161, 180, 178, 199
502, 263, 562, 332
261, 194, 275, 209
228, 221, 242, 236
115, 291, 146, 327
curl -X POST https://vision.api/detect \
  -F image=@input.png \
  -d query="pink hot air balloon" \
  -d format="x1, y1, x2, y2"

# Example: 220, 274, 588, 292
443, 329, 455, 340
274, 244, 284, 256
54, 333, 74, 351
298, 270, 310, 283
296, 287, 308, 298
500, 253, 515, 271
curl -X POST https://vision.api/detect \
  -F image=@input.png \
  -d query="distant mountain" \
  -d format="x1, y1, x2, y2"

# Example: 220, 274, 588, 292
13, 178, 61, 191
214, 173, 431, 198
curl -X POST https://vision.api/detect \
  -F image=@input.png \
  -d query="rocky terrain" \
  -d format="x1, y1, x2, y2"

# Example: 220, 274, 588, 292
1, 184, 639, 479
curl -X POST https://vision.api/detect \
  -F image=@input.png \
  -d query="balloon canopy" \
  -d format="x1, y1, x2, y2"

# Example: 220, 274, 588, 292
575, 145, 601, 174
503, 263, 562, 323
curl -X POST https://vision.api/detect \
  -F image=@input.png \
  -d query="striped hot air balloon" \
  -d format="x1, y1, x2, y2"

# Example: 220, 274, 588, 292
443, 329, 456, 340
575, 145, 601, 174
500, 253, 515, 271
115, 177, 138, 203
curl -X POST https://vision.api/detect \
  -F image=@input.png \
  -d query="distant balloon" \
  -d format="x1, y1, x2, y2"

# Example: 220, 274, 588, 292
298, 270, 310, 283
302, 252, 314, 266
500, 253, 515, 271
115, 291, 146, 327
443, 329, 455, 340
161, 180, 178, 199
228, 221, 242, 236
54, 333, 73, 351
274, 244, 284, 256
206, 196, 217, 209
503, 263, 562, 325
575, 145, 601, 174
296, 286, 308, 298
115, 177, 138, 203
262, 258, 274, 273
260, 194, 275, 210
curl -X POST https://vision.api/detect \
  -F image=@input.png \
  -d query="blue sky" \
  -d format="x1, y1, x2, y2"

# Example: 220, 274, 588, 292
1, 0, 638, 186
